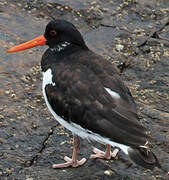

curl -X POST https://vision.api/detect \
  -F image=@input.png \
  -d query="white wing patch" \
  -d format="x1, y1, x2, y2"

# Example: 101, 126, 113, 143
42, 69, 129, 154
105, 87, 120, 99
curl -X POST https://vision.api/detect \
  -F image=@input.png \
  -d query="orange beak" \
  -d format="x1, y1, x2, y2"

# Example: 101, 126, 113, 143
6, 35, 46, 53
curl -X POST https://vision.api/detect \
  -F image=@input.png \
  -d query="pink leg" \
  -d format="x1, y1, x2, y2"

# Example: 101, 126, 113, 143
52, 136, 87, 168
90, 144, 119, 160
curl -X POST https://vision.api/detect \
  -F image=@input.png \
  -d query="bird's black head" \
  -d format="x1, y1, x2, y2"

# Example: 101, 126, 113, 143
7, 19, 88, 55
44, 19, 88, 50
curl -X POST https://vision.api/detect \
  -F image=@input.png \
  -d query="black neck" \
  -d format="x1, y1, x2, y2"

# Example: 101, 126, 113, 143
51, 42, 88, 58
41, 42, 89, 72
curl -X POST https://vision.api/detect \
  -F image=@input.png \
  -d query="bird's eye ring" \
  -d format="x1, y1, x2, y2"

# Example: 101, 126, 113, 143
50, 30, 57, 36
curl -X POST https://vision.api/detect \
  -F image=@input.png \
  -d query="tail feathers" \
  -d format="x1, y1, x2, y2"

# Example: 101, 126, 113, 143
128, 147, 161, 170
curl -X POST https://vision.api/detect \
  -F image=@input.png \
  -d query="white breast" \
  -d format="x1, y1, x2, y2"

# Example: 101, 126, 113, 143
42, 68, 55, 88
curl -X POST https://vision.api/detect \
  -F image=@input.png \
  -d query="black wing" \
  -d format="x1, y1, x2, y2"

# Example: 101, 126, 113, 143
45, 58, 148, 147
77, 51, 137, 112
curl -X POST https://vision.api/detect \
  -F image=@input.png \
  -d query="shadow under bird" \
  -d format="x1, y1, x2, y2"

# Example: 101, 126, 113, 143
7, 19, 161, 169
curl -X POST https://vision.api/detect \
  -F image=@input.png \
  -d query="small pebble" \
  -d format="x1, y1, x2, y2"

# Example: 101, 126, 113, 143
15, 144, 19, 148
104, 170, 113, 176
116, 44, 124, 51
60, 141, 66, 145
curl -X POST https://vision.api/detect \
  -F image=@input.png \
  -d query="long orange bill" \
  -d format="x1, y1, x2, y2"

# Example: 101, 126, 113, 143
7, 35, 46, 53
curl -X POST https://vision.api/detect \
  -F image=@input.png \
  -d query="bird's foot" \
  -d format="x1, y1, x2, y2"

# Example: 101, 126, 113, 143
90, 147, 119, 160
52, 156, 87, 168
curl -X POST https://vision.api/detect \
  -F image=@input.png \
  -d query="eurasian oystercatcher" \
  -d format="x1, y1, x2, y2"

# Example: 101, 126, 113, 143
7, 19, 160, 169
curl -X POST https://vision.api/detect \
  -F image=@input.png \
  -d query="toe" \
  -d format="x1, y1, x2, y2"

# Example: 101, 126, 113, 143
92, 148, 105, 155
64, 156, 72, 162
52, 162, 72, 168
90, 153, 105, 159
110, 149, 119, 158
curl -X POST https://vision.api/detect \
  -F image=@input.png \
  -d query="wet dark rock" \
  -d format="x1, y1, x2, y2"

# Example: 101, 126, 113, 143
0, 0, 169, 179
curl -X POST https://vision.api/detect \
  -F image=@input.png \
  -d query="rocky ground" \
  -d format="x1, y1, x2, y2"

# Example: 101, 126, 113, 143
0, 0, 169, 179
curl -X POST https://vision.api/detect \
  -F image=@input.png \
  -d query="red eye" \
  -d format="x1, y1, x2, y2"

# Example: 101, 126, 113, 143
49, 30, 57, 36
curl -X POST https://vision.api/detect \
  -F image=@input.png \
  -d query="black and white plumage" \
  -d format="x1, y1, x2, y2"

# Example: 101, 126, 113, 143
7, 19, 160, 169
